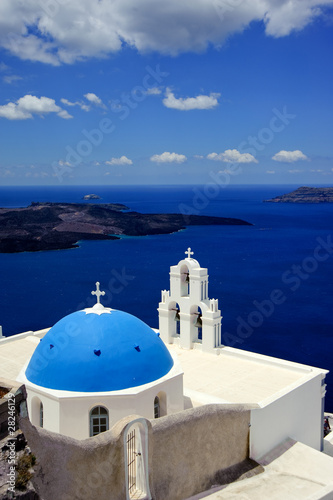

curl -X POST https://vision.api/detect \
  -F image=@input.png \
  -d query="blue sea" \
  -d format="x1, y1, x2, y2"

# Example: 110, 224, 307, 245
1, 184, 333, 410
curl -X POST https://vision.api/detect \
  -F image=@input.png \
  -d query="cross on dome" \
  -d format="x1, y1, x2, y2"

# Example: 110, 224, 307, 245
91, 282, 105, 304
185, 247, 194, 259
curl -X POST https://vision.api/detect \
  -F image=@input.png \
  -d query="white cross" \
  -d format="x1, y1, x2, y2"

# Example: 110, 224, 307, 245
185, 247, 194, 259
91, 282, 105, 304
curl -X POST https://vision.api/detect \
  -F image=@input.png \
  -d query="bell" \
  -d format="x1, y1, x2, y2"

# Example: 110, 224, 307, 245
194, 315, 202, 328
181, 271, 190, 283
171, 307, 180, 321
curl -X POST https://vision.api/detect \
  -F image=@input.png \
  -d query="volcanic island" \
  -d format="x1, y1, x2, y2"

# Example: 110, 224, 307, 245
0, 202, 252, 253
264, 186, 333, 203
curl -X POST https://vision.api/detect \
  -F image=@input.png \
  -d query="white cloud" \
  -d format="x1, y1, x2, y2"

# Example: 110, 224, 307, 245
3, 74, 22, 84
272, 150, 309, 163
163, 88, 220, 110
150, 152, 187, 163
61, 98, 76, 107
193, 155, 204, 159
310, 169, 323, 172
84, 93, 106, 108
2, 29, 60, 65
266, 170, 275, 174
145, 87, 162, 95
61, 93, 107, 112
105, 156, 133, 165
288, 169, 303, 173
0, 95, 73, 120
1, 168, 14, 177
0, 1, 331, 65
57, 109, 73, 119
61, 98, 90, 112
207, 149, 258, 163
0, 103, 30, 120
263, 1, 332, 37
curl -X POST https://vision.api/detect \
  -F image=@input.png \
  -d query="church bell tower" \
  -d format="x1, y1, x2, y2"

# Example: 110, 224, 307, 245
158, 248, 222, 353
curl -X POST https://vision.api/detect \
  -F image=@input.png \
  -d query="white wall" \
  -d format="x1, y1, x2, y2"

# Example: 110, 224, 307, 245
27, 388, 60, 433
26, 370, 184, 440
134, 373, 183, 422
250, 373, 323, 460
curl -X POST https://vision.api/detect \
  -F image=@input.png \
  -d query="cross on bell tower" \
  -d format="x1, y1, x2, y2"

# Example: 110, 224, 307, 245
91, 282, 105, 304
185, 247, 194, 259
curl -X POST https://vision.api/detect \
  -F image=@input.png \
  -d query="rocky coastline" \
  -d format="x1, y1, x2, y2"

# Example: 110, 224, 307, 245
264, 186, 333, 203
0, 202, 252, 253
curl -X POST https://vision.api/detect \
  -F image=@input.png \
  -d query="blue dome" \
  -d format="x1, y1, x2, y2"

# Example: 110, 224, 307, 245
25, 307, 174, 392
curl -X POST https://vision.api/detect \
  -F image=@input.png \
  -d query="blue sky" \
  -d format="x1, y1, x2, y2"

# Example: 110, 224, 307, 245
0, 0, 332, 186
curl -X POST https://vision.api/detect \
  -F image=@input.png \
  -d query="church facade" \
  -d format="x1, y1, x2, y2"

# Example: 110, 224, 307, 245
0, 248, 332, 499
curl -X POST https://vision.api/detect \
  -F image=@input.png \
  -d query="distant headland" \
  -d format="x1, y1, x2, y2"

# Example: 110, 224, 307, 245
0, 202, 252, 253
264, 186, 333, 203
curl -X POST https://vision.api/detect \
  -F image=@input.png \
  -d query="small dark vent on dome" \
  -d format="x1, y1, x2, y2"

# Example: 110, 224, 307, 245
134, 344, 141, 352
94, 349, 101, 356
50, 344, 54, 349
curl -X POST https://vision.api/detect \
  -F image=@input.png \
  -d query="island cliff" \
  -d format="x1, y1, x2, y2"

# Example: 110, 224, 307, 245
264, 186, 333, 203
0, 202, 252, 253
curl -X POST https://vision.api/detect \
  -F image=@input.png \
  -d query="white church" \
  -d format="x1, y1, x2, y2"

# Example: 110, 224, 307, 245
0, 249, 333, 500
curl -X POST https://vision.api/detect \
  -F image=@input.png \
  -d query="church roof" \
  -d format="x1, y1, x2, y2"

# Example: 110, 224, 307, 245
25, 298, 174, 393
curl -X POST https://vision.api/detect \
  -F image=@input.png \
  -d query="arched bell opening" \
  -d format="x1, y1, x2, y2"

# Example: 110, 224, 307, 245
190, 305, 203, 344
169, 301, 181, 337
180, 264, 190, 297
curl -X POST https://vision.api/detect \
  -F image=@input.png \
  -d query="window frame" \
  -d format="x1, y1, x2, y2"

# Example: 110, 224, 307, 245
154, 396, 160, 419
40, 402, 43, 428
89, 406, 109, 437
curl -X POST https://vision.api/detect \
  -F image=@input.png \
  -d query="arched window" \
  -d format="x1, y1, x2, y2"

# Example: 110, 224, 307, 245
40, 402, 43, 428
31, 396, 43, 428
154, 392, 167, 417
90, 406, 109, 437
154, 397, 160, 419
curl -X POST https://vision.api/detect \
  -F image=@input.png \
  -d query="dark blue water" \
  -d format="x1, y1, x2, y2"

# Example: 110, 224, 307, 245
1, 185, 333, 410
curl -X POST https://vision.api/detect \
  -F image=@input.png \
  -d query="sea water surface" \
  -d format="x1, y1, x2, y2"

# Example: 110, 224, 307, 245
0, 184, 332, 410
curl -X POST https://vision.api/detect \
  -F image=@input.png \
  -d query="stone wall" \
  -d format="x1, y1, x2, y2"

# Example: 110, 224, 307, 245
19, 413, 130, 500
0, 378, 24, 440
150, 404, 252, 500
19, 400, 254, 500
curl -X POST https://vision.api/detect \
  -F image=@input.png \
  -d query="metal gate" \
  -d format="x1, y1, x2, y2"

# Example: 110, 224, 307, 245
127, 428, 146, 499
125, 419, 151, 500
127, 428, 137, 497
